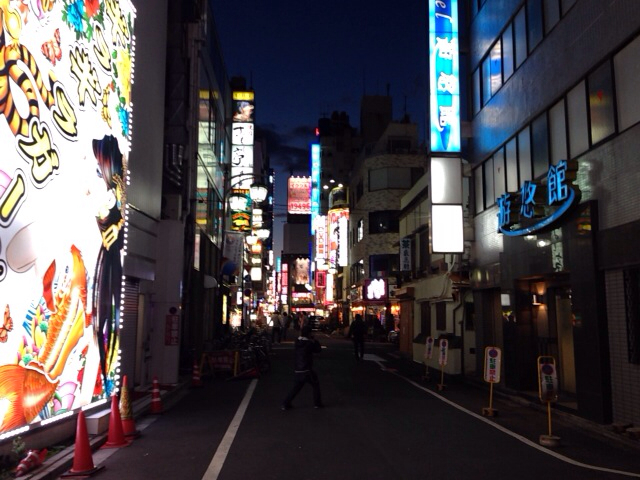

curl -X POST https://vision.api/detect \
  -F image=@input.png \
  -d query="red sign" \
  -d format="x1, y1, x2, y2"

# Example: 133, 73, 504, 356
483, 347, 502, 383
288, 177, 311, 214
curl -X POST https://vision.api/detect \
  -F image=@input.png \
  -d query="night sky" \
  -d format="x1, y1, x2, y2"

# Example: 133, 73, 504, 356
210, 0, 430, 253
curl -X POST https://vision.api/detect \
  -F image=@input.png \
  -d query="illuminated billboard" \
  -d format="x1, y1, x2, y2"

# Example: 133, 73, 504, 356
0, 1, 136, 435
328, 208, 349, 268
231, 91, 255, 188
287, 177, 311, 214
429, 0, 460, 153
310, 143, 320, 230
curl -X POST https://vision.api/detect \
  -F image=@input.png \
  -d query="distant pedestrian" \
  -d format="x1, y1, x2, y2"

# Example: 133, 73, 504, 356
282, 312, 291, 340
271, 311, 283, 344
349, 314, 366, 360
281, 325, 323, 410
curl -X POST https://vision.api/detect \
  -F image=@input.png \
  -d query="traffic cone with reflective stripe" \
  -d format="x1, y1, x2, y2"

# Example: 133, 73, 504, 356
192, 360, 203, 387
120, 375, 140, 438
60, 411, 103, 477
150, 376, 163, 414
102, 394, 131, 448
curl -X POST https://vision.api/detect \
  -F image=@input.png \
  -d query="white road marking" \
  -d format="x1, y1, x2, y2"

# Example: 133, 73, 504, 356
393, 372, 640, 478
201, 379, 258, 480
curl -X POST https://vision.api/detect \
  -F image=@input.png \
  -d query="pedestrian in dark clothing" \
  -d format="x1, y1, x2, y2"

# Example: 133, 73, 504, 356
281, 325, 323, 410
349, 314, 366, 360
282, 312, 291, 341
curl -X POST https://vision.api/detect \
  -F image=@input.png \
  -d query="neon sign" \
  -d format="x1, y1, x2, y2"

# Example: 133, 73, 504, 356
497, 160, 580, 236
429, 0, 460, 153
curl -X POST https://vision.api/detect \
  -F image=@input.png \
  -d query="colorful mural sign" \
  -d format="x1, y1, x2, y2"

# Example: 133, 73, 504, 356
0, 0, 136, 436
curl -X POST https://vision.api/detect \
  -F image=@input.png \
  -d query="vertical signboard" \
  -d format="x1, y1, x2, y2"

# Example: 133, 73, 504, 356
429, 0, 460, 153
400, 237, 412, 271
287, 177, 312, 214
310, 143, 321, 232
0, 0, 137, 435
231, 91, 255, 189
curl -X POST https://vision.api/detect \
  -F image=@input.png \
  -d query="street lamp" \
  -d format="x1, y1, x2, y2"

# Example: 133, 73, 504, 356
219, 172, 271, 331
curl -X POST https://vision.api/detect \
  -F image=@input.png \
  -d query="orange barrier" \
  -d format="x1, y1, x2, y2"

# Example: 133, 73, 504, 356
150, 376, 163, 414
102, 394, 131, 448
120, 375, 140, 437
60, 411, 104, 477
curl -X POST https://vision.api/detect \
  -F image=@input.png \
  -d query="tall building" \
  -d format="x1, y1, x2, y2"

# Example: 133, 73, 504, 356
467, 0, 640, 425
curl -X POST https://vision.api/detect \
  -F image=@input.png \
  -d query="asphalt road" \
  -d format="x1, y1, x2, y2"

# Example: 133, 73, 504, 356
57, 334, 640, 480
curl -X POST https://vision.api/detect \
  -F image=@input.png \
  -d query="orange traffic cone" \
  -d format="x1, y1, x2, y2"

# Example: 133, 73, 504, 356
102, 394, 131, 449
120, 375, 140, 438
150, 376, 163, 414
60, 411, 103, 477
192, 360, 203, 387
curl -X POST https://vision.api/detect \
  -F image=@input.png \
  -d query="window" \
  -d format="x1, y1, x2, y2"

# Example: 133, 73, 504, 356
351, 259, 365, 285
388, 137, 411, 154
561, 0, 577, 15
544, 0, 561, 34
567, 81, 589, 158
421, 302, 432, 336
518, 127, 532, 182
623, 268, 640, 364
370, 254, 399, 278
549, 99, 568, 165
436, 302, 446, 331
531, 113, 549, 178
493, 148, 506, 197
484, 156, 495, 208
473, 68, 481, 115
502, 25, 515, 81
474, 166, 484, 214
357, 218, 364, 242
615, 35, 640, 131
369, 211, 400, 234
588, 61, 616, 145
369, 167, 421, 191
514, 7, 528, 68
505, 138, 518, 192
482, 56, 492, 106
490, 41, 502, 96
527, 0, 544, 52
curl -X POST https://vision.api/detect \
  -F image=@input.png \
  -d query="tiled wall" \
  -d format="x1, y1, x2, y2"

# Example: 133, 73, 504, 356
605, 270, 640, 424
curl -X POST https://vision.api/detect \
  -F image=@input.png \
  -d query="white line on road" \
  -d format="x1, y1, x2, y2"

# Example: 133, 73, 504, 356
201, 379, 258, 480
392, 371, 640, 478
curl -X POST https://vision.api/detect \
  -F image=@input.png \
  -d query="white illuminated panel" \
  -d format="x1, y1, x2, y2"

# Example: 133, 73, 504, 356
0, 0, 136, 436
432, 205, 464, 253
232, 123, 254, 145
431, 157, 462, 204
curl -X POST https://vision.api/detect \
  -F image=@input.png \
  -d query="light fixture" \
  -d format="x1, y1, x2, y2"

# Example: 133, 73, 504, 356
532, 294, 544, 306
255, 228, 270, 239
249, 182, 268, 203
245, 235, 259, 245
228, 192, 249, 211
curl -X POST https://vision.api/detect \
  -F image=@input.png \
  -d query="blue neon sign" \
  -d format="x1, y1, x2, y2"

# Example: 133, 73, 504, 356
310, 143, 321, 232
497, 160, 580, 236
429, 0, 460, 153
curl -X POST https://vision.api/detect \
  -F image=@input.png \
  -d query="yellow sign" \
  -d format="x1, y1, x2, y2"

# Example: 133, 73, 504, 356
233, 91, 255, 101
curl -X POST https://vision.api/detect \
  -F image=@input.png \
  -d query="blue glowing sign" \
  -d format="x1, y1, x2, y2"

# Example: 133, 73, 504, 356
310, 143, 321, 232
429, 0, 460, 153
497, 160, 580, 236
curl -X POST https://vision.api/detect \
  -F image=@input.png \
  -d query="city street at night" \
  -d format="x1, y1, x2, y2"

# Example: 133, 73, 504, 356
37, 334, 640, 480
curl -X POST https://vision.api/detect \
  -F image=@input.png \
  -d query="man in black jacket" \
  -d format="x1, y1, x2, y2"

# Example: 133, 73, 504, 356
281, 326, 323, 410
349, 314, 366, 360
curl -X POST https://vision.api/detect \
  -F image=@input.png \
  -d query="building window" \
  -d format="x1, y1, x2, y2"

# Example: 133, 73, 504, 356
567, 81, 589, 158
614, 34, 640, 132
369, 211, 400, 234
421, 301, 432, 336
473, 68, 481, 115
436, 302, 446, 331
588, 61, 616, 145
518, 127, 532, 183
351, 259, 365, 284
544, 0, 561, 34
505, 137, 518, 192
549, 99, 568, 165
369, 167, 422, 191
484, 156, 495, 208
531, 112, 549, 179
357, 218, 364, 242
502, 24, 514, 81
623, 268, 640, 364
370, 254, 399, 278
514, 7, 528, 68
527, 0, 544, 52
493, 148, 506, 198
474, 166, 484, 214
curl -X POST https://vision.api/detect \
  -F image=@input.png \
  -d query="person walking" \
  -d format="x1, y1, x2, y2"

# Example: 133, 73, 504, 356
271, 311, 283, 344
282, 312, 291, 340
281, 325, 323, 410
349, 314, 366, 360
